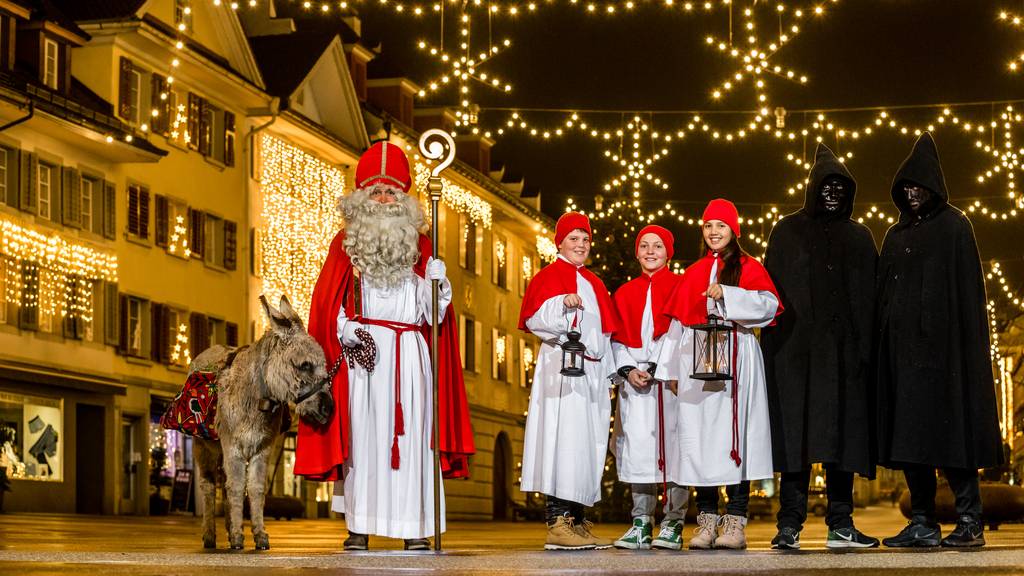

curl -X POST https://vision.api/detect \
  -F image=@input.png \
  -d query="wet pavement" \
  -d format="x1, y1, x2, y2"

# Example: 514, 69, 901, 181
1, 506, 1023, 574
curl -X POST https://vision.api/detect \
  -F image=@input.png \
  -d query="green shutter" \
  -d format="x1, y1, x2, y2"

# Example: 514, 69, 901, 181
104, 281, 119, 346
18, 151, 36, 212
102, 181, 116, 239
61, 166, 80, 228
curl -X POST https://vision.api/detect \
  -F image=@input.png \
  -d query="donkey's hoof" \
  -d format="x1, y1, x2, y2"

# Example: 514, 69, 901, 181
255, 533, 270, 551
229, 535, 245, 550
230, 542, 244, 550
202, 538, 217, 549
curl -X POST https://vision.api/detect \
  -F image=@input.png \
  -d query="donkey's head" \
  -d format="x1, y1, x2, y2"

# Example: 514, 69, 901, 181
258, 295, 334, 426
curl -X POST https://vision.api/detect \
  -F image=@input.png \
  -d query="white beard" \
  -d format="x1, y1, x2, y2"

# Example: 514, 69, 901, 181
339, 185, 425, 288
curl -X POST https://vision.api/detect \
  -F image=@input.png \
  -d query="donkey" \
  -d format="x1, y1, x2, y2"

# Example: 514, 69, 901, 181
192, 295, 334, 550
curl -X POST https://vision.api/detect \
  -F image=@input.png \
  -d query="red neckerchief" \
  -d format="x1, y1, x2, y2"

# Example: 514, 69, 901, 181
611, 266, 682, 348
518, 257, 620, 335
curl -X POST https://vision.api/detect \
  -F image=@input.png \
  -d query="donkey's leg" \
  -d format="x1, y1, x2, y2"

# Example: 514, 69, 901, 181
195, 441, 220, 549
223, 448, 248, 550
247, 445, 272, 550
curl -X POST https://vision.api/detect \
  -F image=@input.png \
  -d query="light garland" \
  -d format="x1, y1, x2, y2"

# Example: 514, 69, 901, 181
535, 234, 557, 262
258, 135, 346, 333
521, 254, 533, 280
603, 115, 670, 197
170, 321, 192, 365
412, 161, 493, 227
998, 9, 1024, 72
495, 333, 506, 365
167, 214, 191, 257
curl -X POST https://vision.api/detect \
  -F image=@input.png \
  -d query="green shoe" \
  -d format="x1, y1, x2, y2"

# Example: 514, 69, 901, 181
652, 519, 684, 550
614, 516, 653, 550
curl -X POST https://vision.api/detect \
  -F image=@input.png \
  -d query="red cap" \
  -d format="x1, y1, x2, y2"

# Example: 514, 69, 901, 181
555, 212, 592, 247
635, 225, 675, 261
701, 198, 741, 238
355, 141, 412, 192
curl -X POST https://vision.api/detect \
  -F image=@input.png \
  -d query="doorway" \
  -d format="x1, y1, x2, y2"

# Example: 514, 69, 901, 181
120, 416, 142, 514
492, 431, 512, 520
75, 404, 105, 514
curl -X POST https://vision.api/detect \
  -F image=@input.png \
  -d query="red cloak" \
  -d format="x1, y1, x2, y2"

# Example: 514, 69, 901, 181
611, 267, 683, 348
518, 257, 619, 335
295, 231, 475, 481
664, 251, 783, 327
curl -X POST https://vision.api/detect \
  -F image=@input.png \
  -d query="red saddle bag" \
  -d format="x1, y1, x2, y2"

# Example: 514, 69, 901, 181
160, 371, 219, 440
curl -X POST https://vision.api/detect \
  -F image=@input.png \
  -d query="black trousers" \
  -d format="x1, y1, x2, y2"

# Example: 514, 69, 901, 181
903, 465, 982, 524
545, 495, 589, 524
695, 481, 750, 517
776, 466, 854, 531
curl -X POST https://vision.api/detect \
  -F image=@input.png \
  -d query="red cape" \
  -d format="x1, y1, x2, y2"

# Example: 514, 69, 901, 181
295, 231, 475, 481
612, 267, 683, 348
665, 251, 783, 326
518, 257, 619, 335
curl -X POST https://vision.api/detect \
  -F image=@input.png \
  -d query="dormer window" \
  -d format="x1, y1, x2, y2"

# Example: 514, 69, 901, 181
42, 38, 57, 90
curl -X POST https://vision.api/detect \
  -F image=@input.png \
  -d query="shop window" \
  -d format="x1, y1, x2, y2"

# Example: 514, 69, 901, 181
148, 397, 193, 515
0, 392, 63, 481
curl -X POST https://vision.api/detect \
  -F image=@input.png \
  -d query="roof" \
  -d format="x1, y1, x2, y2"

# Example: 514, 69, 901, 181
248, 32, 338, 98
27, 0, 92, 40
49, 0, 144, 21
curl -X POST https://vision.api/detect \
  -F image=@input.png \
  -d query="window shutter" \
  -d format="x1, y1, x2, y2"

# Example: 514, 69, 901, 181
118, 57, 133, 119
127, 186, 139, 236
225, 321, 238, 347
189, 312, 210, 357
154, 195, 168, 247
150, 303, 163, 362
18, 260, 38, 331
139, 188, 150, 239
104, 281, 119, 346
5, 148, 19, 208
102, 181, 116, 239
61, 167, 80, 228
150, 74, 170, 134
189, 208, 205, 258
474, 320, 482, 374
117, 294, 128, 354
19, 151, 36, 212
223, 220, 237, 270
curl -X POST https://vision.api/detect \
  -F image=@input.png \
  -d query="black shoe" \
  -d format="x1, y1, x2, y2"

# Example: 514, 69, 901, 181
343, 532, 368, 551
941, 516, 985, 548
882, 521, 940, 548
827, 526, 880, 549
404, 538, 431, 550
771, 526, 801, 550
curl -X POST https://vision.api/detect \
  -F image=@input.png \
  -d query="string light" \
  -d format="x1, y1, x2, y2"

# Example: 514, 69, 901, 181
998, 9, 1024, 72
167, 214, 191, 257
411, 161, 493, 227
603, 115, 670, 198
535, 234, 557, 261
258, 135, 345, 333
170, 322, 192, 365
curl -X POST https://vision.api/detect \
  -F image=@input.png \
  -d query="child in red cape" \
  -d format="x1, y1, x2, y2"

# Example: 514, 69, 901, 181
657, 198, 782, 551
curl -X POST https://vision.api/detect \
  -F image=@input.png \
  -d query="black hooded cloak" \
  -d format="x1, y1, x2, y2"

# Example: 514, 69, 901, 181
761, 144, 878, 477
876, 133, 1003, 470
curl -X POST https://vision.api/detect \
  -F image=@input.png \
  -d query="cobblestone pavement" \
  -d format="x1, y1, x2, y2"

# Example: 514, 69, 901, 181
0, 506, 1022, 574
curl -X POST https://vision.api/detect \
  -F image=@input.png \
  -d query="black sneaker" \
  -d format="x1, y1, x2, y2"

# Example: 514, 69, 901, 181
882, 521, 941, 548
771, 526, 801, 550
343, 532, 369, 551
941, 516, 985, 548
827, 526, 880, 549
404, 538, 431, 550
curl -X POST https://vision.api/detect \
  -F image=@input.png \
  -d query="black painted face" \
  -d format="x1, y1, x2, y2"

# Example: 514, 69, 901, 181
818, 177, 848, 213
903, 183, 932, 214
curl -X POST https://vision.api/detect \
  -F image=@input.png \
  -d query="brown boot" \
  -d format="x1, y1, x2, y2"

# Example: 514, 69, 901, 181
575, 519, 613, 550
545, 515, 595, 550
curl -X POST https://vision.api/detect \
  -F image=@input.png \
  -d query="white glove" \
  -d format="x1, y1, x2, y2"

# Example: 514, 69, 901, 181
426, 257, 447, 282
340, 321, 363, 347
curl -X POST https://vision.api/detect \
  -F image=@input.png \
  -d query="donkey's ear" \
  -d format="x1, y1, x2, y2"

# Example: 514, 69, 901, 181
278, 295, 305, 331
260, 295, 292, 334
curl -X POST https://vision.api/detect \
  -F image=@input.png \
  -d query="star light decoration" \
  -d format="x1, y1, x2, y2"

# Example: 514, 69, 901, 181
998, 9, 1024, 73
416, 14, 513, 131
975, 105, 1023, 212
602, 115, 670, 198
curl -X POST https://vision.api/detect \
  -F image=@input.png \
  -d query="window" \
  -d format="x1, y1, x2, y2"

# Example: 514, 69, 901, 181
0, 392, 63, 481
43, 39, 58, 90
187, 93, 202, 150
167, 307, 189, 367
36, 269, 62, 334
199, 103, 216, 158
207, 317, 225, 348
520, 254, 536, 297
125, 296, 145, 357
204, 214, 224, 268
458, 315, 482, 373
80, 177, 94, 232
458, 213, 483, 275
36, 163, 52, 220
174, 0, 193, 34
0, 258, 7, 324
150, 74, 171, 135
519, 338, 536, 389
492, 234, 509, 289
492, 328, 508, 382
127, 184, 150, 239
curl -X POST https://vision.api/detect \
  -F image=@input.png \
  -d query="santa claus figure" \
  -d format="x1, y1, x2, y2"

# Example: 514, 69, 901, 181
518, 212, 619, 551
610, 225, 689, 551
295, 140, 474, 551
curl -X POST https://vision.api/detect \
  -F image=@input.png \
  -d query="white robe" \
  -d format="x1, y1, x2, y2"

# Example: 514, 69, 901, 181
521, 260, 616, 506
657, 260, 777, 487
611, 285, 679, 484
332, 272, 451, 539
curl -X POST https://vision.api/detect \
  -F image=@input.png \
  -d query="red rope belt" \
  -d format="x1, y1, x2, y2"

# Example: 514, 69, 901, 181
361, 317, 421, 470
729, 327, 742, 468
657, 379, 668, 496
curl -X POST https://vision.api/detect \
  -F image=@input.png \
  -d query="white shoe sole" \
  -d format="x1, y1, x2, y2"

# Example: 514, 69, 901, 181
771, 542, 801, 550
826, 540, 878, 549
613, 541, 652, 550
651, 540, 683, 550
544, 543, 596, 550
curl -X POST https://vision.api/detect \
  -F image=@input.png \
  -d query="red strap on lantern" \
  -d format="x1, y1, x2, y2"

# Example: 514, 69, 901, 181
729, 327, 742, 467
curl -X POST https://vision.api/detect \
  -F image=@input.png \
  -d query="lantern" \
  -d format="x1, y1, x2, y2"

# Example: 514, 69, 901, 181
690, 314, 733, 381
560, 329, 587, 377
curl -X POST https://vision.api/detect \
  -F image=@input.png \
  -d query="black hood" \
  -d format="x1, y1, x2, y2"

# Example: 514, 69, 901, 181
891, 132, 949, 216
804, 143, 857, 219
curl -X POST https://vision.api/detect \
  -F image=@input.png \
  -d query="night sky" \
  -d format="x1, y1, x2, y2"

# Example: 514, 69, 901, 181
286, 1, 1023, 307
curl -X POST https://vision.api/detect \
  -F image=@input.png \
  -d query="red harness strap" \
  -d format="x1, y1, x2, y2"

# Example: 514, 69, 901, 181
361, 317, 422, 470
657, 379, 668, 496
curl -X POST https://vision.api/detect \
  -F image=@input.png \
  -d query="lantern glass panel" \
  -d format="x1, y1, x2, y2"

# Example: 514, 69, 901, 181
690, 316, 733, 381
